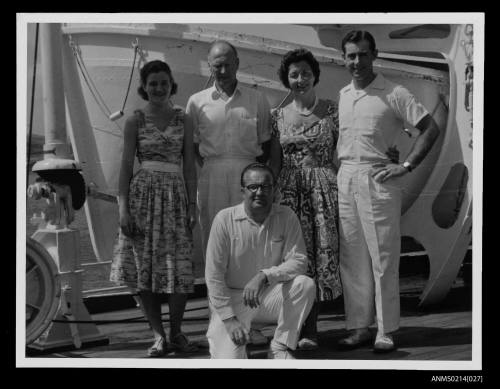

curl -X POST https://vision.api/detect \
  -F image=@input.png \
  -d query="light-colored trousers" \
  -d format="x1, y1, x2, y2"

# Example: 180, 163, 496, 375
198, 156, 255, 261
207, 275, 316, 359
337, 163, 402, 334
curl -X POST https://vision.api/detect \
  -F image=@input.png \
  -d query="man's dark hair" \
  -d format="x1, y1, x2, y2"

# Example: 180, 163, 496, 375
341, 30, 377, 54
278, 48, 320, 89
240, 163, 275, 187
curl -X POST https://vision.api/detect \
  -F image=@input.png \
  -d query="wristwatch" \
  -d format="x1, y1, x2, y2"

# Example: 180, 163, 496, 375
402, 161, 414, 172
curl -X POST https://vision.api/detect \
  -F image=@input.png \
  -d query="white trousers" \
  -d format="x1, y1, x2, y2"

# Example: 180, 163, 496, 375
197, 157, 255, 261
207, 275, 315, 359
337, 163, 401, 334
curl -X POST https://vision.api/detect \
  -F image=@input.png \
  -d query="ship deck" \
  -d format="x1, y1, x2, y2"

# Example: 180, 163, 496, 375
26, 278, 473, 362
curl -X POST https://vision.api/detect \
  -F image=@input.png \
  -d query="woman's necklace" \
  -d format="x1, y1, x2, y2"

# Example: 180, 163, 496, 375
292, 95, 318, 116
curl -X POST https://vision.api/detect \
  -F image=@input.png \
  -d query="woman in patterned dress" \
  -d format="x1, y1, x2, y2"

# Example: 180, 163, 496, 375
269, 49, 342, 350
110, 60, 197, 357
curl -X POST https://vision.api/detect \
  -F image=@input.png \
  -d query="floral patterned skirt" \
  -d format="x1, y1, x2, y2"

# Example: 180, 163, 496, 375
278, 165, 342, 301
110, 168, 194, 294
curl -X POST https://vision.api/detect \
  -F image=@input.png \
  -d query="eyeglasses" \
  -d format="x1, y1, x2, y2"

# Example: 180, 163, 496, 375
244, 184, 274, 193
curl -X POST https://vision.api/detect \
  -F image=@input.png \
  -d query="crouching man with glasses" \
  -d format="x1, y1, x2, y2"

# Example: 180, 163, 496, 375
205, 162, 315, 359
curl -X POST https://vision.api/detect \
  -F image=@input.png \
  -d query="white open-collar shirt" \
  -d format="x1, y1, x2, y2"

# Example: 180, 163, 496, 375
337, 73, 429, 163
185, 83, 271, 159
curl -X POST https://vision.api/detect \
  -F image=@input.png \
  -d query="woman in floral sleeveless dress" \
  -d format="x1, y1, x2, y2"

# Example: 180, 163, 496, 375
269, 49, 342, 350
110, 60, 197, 357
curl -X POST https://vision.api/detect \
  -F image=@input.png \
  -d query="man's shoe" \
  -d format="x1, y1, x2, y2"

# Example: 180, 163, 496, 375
268, 348, 296, 359
337, 328, 372, 350
373, 333, 396, 353
250, 329, 269, 345
297, 337, 319, 350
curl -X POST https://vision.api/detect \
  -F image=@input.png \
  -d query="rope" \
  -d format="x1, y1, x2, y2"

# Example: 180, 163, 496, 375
73, 56, 110, 117
71, 45, 112, 119
27, 23, 39, 189
74, 48, 112, 116
69, 36, 140, 127
120, 41, 139, 113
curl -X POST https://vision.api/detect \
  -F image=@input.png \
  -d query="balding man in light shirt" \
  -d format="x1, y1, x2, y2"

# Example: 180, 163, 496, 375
185, 40, 272, 262
205, 163, 315, 359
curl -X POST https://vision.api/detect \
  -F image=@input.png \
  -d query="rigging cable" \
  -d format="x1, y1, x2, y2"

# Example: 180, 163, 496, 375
27, 23, 39, 189
120, 40, 139, 114
69, 36, 141, 126
69, 37, 112, 119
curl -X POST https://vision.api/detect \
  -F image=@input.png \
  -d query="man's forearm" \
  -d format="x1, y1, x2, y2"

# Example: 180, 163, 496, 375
405, 115, 440, 167
261, 248, 307, 284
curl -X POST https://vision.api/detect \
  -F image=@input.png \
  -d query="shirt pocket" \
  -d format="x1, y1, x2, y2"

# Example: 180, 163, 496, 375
230, 234, 244, 259
270, 236, 284, 263
238, 114, 258, 143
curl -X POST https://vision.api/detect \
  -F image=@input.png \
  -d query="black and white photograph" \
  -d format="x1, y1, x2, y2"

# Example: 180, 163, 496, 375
17, 13, 483, 372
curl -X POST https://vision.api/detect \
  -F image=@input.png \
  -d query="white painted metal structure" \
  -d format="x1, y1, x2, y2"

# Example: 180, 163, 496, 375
26, 24, 108, 349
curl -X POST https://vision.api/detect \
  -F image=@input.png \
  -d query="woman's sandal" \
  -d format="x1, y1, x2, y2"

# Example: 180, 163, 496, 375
147, 337, 168, 357
170, 333, 198, 353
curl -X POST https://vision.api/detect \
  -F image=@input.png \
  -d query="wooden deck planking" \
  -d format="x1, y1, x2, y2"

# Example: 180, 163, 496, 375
402, 344, 472, 360
26, 285, 473, 361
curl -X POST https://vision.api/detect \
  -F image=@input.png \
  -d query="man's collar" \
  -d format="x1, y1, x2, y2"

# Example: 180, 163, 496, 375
212, 81, 241, 99
345, 73, 385, 92
233, 202, 283, 221
234, 202, 248, 220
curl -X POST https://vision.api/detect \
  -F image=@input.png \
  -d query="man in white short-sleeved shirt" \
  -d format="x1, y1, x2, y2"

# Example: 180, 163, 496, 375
336, 30, 440, 353
185, 40, 272, 264
205, 163, 315, 359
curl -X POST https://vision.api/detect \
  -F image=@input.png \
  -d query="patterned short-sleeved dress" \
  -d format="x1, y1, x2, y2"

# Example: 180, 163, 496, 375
110, 108, 194, 294
271, 99, 342, 301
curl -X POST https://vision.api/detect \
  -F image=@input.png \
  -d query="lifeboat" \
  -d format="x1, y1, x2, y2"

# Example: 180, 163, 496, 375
35, 22, 475, 307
